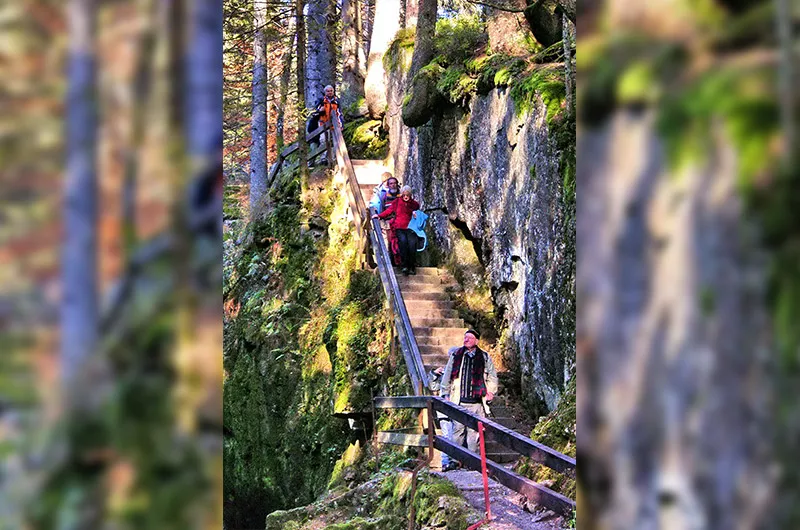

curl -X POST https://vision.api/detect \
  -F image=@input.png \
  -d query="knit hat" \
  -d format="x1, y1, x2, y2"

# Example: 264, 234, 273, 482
465, 329, 480, 340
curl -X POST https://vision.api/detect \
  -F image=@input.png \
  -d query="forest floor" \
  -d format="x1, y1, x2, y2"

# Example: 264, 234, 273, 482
434, 468, 568, 530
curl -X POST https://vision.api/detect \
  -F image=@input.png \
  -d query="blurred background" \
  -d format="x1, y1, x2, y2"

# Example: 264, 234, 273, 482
0, 0, 222, 528
577, 0, 799, 528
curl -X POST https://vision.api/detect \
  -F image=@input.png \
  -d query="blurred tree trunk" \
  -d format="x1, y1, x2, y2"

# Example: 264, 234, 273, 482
776, 0, 795, 155
341, 0, 366, 115
364, 0, 400, 118
62, 0, 98, 389
249, 0, 269, 215
296, 0, 309, 179
305, 0, 335, 106
400, 0, 436, 126
123, 0, 157, 260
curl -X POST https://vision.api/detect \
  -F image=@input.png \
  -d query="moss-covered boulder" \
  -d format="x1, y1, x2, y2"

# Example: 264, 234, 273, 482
524, 0, 563, 47
401, 65, 443, 127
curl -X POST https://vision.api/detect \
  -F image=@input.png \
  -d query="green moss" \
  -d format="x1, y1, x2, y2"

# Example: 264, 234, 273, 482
515, 375, 576, 498
342, 118, 389, 160
384, 28, 416, 73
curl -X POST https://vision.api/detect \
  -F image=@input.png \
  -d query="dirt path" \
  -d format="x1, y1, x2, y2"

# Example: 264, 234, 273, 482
432, 469, 568, 530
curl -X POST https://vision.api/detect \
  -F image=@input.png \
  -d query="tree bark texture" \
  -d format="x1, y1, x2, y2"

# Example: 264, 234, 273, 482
296, 1, 309, 179
63, 0, 99, 387
249, 0, 269, 215
341, 0, 366, 114
400, 0, 436, 127
304, 0, 335, 107
364, 0, 401, 118
276, 33, 294, 149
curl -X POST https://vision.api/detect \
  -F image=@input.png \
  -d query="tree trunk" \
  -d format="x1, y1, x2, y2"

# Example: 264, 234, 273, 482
364, 0, 400, 118
400, 0, 436, 127
296, 0, 309, 179
63, 0, 98, 388
304, 0, 335, 107
404, 0, 419, 28
249, 0, 269, 215
276, 33, 294, 150
341, 0, 366, 115
123, 0, 157, 260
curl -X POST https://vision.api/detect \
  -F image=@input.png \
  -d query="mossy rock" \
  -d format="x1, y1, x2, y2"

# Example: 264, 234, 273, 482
264, 506, 312, 529
342, 119, 389, 160
402, 65, 444, 127
524, 0, 563, 48
325, 515, 405, 529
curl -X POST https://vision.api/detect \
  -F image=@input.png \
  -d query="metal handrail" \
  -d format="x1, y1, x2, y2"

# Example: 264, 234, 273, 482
330, 113, 429, 394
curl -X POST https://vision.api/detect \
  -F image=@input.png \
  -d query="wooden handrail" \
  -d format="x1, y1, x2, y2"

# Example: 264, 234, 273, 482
372, 395, 577, 516
330, 113, 429, 394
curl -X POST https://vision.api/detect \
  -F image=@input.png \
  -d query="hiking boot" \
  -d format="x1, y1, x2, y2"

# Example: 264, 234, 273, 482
442, 462, 461, 472
409, 268, 417, 275
401, 268, 410, 275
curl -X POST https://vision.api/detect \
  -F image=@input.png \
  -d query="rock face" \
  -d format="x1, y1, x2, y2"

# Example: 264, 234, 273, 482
386, 69, 575, 416
576, 111, 773, 528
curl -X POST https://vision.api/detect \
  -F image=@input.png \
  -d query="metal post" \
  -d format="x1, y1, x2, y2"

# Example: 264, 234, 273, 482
466, 421, 492, 530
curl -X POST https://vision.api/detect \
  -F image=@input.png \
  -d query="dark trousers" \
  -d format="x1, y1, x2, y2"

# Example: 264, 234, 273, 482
396, 229, 418, 269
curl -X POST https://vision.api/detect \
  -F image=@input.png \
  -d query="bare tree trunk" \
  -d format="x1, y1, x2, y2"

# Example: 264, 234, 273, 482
63, 0, 98, 388
341, 0, 366, 115
276, 32, 294, 150
305, 0, 335, 106
400, 0, 436, 126
249, 0, 269, 215
296, 0, 309, 179
364, 0, 401, 118
355, 0, 367, 78
561, 11, 574, 116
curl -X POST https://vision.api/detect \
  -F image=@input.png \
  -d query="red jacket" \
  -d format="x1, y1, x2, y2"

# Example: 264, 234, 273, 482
377, 197, 419, 229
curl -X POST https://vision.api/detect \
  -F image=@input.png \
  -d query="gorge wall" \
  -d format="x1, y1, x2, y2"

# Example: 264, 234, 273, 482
384, 64, 575, 416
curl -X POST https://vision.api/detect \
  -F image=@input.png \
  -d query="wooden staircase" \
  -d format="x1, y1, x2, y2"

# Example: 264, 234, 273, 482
351, 159, 522, 464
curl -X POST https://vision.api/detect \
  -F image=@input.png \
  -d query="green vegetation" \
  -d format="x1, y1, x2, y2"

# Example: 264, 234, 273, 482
224, 166, 405, 527
384, 28, 416, 74
342, 118, 390, 160
387, 14, 568, 127
515, 373, 576, 498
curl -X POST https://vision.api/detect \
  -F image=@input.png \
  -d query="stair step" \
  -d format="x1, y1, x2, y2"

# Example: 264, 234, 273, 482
415, 335, 464, 347
421, 353, 450, 365
411, 317, 465, 328
397, 283, 444, 293
393, 267, 440, 277
397, 275, 441, 285
405, 300, 455, 311
419, 344, 450, 356
412, 326, 469, 339
402, 291, 450, 301
405, 309, 459, 320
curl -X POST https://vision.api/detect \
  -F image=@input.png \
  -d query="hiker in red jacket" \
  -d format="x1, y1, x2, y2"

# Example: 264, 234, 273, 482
372, 185, 420, 275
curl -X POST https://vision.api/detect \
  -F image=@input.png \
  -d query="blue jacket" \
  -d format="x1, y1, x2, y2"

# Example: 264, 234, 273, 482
407, 210, 428, 251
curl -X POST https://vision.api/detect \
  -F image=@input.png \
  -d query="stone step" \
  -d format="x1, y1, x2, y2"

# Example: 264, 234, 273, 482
405, 308, 459, 320
415, 335, 464, 348
418, 344, 450, 357
398, 283, 444, 293
411, 317, 465, 328
397, 275, 441, 285
421, 353, 450, 367
402, 291, 450, 301
405, 300, 455, 311
394, 267, 440, 277
412, 326, 469, 340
